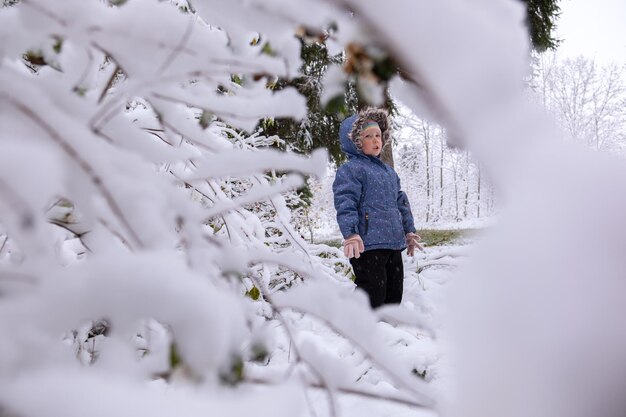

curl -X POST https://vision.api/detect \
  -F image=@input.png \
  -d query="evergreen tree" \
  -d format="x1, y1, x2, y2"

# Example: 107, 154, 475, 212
262, 37, 350, 165
263, 28, 400, 167
265, 0, 561, 169
522, 0, 561, 51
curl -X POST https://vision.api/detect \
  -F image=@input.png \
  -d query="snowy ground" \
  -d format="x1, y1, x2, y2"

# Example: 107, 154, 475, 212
41, 224, 475, 417
256, 241, 474, 417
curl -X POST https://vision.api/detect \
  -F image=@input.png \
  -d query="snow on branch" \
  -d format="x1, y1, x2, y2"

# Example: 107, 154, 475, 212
0, 0, 469, 416
183, 148, 328, 181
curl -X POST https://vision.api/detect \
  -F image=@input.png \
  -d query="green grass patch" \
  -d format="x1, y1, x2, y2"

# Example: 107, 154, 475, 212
319, 238, 343, 248
416, 229, 470, 246
317, 228, 479, 248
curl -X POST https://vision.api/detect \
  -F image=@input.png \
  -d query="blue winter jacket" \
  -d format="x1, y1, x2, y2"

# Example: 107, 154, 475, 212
333, 114, 416, 251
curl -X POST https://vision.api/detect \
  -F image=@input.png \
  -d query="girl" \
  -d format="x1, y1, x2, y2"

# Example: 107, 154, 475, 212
333, 108, 422, 308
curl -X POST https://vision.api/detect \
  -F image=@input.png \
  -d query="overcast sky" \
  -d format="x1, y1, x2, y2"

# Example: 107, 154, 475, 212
555, 0, 626, 64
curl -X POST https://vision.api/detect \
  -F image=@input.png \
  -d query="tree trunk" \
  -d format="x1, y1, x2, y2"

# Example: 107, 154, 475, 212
378, 86, 396, 167
463, 152, 470, 219
423, 123, 432, 223
453, 158, 459, 221
380, 139, 395, 167
476, 165, 482, 218
439, 132, 444, 220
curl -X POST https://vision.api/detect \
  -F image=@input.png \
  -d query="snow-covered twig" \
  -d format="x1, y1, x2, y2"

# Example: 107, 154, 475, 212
247, 274, 340, 417
2, 95, 144, 250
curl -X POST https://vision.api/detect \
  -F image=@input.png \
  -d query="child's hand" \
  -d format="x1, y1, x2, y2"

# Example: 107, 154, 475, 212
406, 232, 424, 256
343, 234, 365, 259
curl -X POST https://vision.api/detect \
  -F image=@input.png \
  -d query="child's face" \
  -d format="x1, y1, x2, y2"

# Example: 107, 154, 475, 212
360, 126, 383, 156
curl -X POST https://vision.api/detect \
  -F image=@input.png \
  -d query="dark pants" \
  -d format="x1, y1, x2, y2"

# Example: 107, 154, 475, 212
350, 249, 404, 308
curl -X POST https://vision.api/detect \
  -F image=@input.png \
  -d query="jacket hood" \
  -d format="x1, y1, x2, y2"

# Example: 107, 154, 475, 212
339, 114, 360, 158
339, 108, 391, 159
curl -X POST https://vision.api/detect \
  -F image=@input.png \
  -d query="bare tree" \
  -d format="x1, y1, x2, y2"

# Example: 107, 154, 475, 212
536, 54, 626, 154
422, 121, 433, 222
392, 105, 493, 224
463, 151, 471, 219
438, 130, 447, 220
